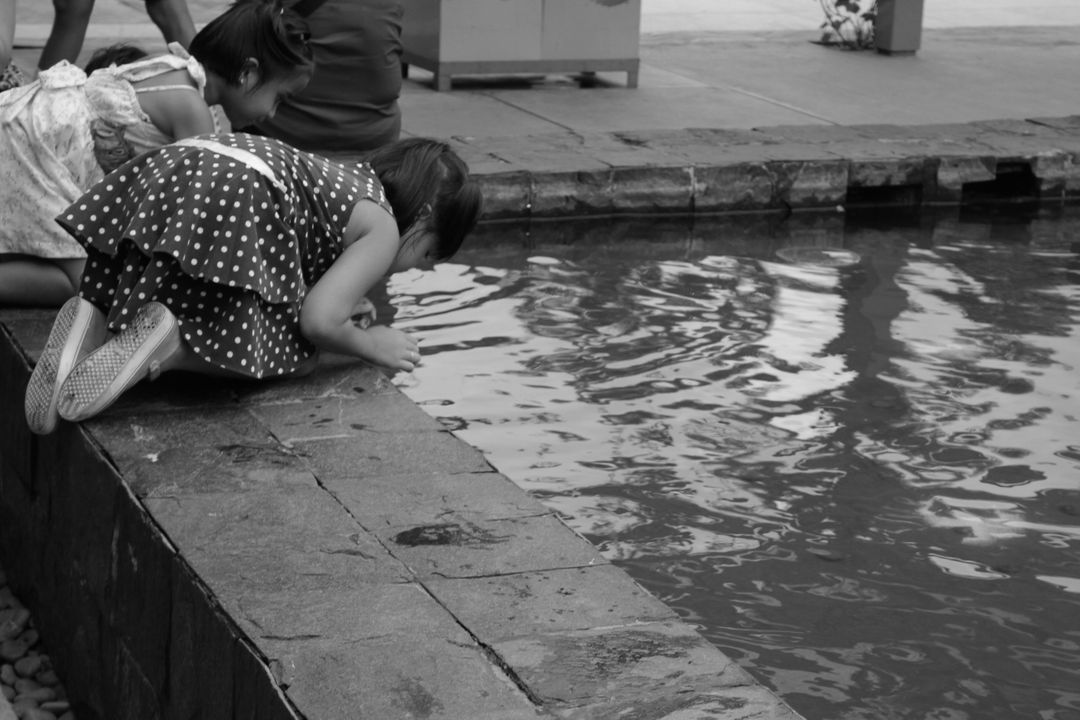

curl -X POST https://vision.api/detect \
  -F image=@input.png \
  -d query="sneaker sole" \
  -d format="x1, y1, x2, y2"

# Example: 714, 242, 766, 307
24, 297, 106, 435
57, 302, 179, 423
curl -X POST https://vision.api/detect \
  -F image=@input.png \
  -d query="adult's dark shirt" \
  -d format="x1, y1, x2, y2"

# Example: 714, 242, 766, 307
255, 0, 403, 156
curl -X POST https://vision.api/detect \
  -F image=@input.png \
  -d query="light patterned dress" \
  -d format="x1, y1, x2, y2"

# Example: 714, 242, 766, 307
58, 133, 394, 379
0, 44, 224, 260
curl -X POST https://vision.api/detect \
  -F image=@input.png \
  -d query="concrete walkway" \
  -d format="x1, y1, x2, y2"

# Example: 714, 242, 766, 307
3, 2, 1080, 720
11, 0, 1080, 136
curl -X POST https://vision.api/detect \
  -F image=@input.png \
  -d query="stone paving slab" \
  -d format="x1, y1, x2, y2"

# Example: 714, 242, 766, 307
3, 304, 804, 719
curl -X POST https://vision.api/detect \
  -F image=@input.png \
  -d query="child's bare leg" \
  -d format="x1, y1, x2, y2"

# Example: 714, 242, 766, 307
57, 257, 87, 292
0, 257, 78, 307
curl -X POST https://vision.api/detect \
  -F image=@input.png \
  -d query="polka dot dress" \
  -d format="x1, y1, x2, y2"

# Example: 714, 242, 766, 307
57, 133, 393, 379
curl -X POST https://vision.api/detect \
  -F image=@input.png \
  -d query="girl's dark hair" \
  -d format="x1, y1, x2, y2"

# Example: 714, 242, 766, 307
188, 0, 314, 87
366, 138, 483, 262
84, 43, 149, 73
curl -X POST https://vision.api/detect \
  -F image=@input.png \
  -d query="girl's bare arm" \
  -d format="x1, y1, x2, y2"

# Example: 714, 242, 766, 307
299, 200, 420, 371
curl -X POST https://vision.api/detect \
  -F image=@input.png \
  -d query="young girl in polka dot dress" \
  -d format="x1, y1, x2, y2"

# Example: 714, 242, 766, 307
24, 133, 482, 434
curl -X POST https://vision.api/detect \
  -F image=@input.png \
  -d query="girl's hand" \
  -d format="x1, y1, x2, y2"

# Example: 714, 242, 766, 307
364, 326, 421, 372
350, 297, 377, 329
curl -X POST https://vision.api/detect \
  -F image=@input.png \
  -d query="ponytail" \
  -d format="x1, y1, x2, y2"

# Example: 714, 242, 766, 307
189, 0, 314, 87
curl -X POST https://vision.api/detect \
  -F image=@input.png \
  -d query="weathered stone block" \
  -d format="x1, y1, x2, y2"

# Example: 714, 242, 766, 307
475, 170, 532, 220
228, 356, 395, 405
530, 169, 615, 217
426, 566, 678, 644
693, 163, 775, 212
142, 487, 408, 599
294, 429, 491, 479
166, 563, 235, 720
249, 393, 444, 443
932, 155, 996, 202
378, 514, 606, 579
321, 469, 548, 528
111, 639, 163, 720
262, 633, 543, 720
492, 621, 760, 713
770, 159, 849, 208
610, 165, 693, 214
0, 327, 33, 491
125, 443, 319, 499
233, 639, 300, 720
848, 157, 931, 188
1030, 150, 1080, 198
109, 488, 175, 698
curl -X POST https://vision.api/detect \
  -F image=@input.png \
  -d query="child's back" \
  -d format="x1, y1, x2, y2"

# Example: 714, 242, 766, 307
0, 0, 314, 307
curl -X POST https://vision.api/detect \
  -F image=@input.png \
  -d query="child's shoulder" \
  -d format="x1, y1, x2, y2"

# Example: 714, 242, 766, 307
110, 45, 207, 92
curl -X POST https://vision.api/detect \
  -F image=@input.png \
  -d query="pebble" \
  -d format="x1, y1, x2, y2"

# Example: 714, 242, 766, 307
21, 709, 57, 720
0, 571, 76, 720
34, 670, 59, 688
14, 656, 44, 678
17, 687, 57, 704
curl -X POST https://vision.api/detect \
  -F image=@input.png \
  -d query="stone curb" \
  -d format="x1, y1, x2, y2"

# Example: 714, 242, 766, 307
0, 311, 804, 720
449, 117, 1080, 220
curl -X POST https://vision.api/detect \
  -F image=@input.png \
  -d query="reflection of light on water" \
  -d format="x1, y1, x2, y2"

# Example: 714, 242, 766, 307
389, 218, 1080, 720
927, 553, 1011, 580
919, 496, 1027, 544
1036, 575, 1080, 594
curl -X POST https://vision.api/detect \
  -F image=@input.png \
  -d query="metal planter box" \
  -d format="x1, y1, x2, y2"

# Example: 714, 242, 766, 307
400, 0, 641, 90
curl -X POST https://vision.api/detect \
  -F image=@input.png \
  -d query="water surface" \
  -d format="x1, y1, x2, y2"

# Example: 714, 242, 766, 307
390, 207, 1080, 720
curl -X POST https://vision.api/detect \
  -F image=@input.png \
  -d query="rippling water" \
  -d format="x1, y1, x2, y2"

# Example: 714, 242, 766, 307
388, 207, 1080, 720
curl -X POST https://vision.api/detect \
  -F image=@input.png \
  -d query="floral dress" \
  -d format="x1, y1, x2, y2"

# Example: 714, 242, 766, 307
0, 44, 222, 259
58, 133, 394, 379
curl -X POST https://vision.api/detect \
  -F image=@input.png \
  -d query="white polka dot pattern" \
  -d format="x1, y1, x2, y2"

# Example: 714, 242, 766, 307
57, 133, 394, 379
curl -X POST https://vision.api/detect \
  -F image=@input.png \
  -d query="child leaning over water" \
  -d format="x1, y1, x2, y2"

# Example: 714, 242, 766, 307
24, 133, 483, 435
0, 0, 314, 308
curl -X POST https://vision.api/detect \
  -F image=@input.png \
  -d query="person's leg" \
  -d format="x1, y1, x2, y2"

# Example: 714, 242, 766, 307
38, 0, 95, 70
144, 0, 197, 47
0, 257, 78, 307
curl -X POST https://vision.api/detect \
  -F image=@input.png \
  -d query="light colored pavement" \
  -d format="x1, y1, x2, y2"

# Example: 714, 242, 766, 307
10, 0, 1080, 140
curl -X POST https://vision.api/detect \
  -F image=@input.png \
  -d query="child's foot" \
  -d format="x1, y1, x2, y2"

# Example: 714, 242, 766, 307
24, 296, 107, 435
57, 301, 181, 423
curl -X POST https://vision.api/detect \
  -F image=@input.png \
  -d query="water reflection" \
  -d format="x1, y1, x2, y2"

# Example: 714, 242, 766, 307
390, 207, 1080, 720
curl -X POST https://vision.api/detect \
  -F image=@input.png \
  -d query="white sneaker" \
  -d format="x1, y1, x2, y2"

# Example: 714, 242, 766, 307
24, 296, 107, 435
57, 301, 181, 423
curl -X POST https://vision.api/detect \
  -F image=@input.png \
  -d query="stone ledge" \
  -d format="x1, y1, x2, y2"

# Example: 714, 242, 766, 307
462, 117, 1080, 219
0, 309, 802, 720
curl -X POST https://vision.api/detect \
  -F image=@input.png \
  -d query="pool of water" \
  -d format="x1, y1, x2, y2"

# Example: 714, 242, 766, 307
388, 206, 1080, 720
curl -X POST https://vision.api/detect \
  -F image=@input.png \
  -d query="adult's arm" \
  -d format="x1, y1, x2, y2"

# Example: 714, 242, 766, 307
145, 0, 196, 47
38, 0, 94, 70
1, 0, 15, 70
